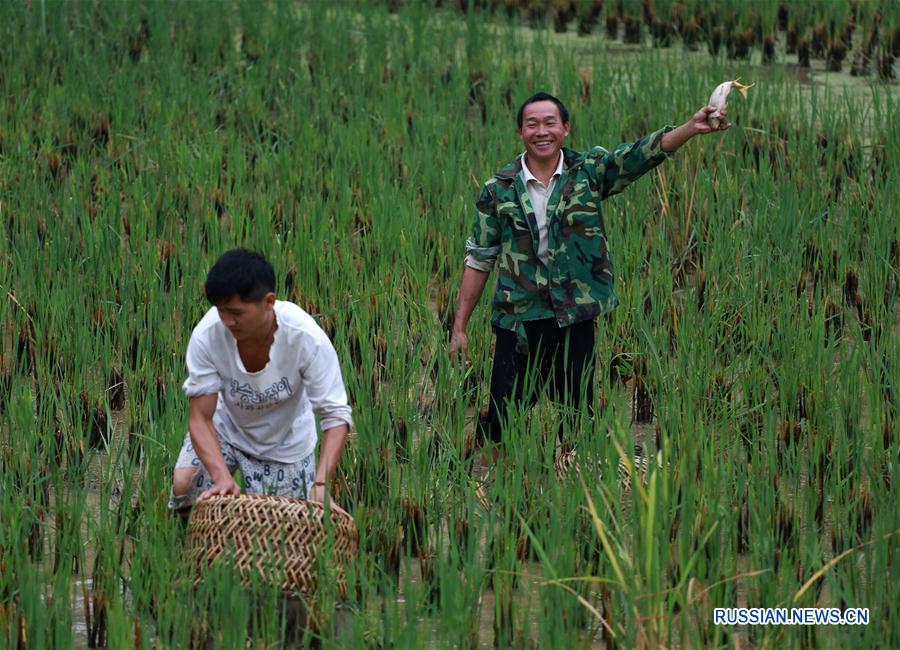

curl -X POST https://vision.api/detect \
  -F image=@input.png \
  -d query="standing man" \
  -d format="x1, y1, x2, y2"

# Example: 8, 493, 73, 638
169, 248, 352, 514
450, 92, 729, 455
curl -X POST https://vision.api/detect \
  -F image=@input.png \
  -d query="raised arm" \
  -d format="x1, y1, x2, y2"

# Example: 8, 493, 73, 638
661, 105, 731, 152
592, 126, 673, 199
593, 106, 730, 199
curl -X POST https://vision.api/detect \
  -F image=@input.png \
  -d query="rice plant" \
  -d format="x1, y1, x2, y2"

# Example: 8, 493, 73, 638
0, 1, 897, 647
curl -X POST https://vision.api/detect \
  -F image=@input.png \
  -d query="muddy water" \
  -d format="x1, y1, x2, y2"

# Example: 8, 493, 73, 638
57, 400, 654, 648
62, 547, 598, 648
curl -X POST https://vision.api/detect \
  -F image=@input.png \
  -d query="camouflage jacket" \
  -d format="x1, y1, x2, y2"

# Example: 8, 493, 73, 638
466, 126, 674, 350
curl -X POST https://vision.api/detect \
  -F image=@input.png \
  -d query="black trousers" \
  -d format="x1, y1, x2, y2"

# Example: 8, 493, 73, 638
478, 318, 596, 444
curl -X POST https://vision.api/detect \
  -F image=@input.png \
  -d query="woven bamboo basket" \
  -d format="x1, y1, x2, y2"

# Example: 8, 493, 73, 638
186, 494, 358, 599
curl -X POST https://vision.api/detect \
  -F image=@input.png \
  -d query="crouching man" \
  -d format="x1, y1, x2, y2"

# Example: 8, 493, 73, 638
169, 248, 352, 515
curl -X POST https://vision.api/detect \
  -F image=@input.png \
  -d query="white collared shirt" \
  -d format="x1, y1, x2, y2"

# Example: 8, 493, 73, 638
465, 152, 563, 271
183, 301, 353, 462
519, 151, 563, 267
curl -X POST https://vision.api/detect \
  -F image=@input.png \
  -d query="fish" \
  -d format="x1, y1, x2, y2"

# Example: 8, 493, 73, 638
708, 80, 753, 129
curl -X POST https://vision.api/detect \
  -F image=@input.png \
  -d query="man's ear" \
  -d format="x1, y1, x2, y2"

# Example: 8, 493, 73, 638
264, 292, 277, 308
563, 122, 570, 137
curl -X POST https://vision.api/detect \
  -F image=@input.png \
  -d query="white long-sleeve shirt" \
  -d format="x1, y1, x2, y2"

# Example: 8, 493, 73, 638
183, 301, 353, 462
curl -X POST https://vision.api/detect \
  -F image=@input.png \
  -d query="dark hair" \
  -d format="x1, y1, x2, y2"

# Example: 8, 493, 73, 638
516, 92, 570, 129
204, 248, 276, 304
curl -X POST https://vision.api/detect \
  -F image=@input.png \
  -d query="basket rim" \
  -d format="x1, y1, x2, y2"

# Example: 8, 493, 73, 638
193, 493, 356, 524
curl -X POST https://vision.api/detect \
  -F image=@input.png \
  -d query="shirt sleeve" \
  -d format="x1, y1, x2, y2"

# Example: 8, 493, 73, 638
588, 125, 675, 200
464, 182, 502, 271
182, 336, 223, 398
301, 331, 353, 431
464, 254, 494, 272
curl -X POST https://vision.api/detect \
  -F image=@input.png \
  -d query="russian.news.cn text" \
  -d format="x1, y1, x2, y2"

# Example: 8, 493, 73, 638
714, 608, 869, 626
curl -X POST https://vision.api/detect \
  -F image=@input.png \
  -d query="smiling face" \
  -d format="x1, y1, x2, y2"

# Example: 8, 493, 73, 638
517, 100, 570, 168
215, 292, 276, 342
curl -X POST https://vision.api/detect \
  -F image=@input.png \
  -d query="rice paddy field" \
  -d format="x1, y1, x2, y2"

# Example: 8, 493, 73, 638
1, 1, 898, 648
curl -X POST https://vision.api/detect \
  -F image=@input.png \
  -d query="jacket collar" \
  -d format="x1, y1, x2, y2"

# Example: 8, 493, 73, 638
494, 147, 585, 182
520, 151, 564, 185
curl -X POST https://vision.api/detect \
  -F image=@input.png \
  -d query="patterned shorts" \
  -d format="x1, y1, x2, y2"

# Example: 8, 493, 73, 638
168, 432, 317, 510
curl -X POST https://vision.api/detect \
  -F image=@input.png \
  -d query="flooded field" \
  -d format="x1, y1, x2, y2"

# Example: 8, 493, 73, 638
2, 1, 898, 648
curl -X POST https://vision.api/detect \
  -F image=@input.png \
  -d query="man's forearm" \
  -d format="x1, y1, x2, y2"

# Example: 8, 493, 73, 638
453, 265, 490, 333
661, 120, 700, 152
315, 423, 349, 485
189, 416, 230, 483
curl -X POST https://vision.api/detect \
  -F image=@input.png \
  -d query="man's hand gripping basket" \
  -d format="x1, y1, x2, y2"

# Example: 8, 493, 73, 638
186, 494, 358, 599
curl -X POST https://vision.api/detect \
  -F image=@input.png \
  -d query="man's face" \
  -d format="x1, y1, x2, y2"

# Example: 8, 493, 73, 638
215, 293, 276, 342
518, 100, 570, 167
